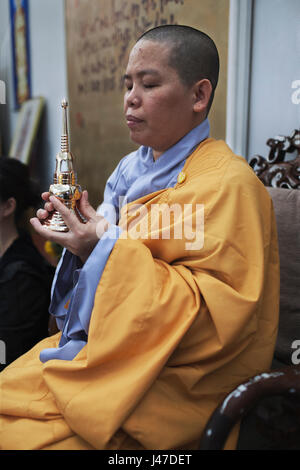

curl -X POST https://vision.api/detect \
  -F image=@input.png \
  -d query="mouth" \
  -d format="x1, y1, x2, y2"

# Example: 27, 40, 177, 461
126, 115, 144, 128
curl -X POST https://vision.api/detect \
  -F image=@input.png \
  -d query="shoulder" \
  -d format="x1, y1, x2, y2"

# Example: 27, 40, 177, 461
107, 148, 142, 188
114, 149, 139, 172
0, 235, 54, 285
186, 138, 268, 192
0, 259, 49, 284
170, 138, 271, 208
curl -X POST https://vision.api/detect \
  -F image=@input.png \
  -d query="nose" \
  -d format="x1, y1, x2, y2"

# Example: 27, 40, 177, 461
125, 85, 141, 109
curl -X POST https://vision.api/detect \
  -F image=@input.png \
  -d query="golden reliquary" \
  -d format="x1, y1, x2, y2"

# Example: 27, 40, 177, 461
43, 99, 85, 232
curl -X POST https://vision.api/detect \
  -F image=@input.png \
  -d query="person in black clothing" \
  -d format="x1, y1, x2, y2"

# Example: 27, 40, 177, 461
0, 156, 54, 371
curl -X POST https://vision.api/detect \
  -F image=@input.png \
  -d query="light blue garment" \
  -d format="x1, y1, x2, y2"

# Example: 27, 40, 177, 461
40, 119, 210, 362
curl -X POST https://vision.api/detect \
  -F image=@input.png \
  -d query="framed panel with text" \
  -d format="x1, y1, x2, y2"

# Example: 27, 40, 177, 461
9, 0, 31, 110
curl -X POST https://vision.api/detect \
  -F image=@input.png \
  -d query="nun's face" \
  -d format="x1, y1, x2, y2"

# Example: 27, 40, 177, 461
123, 40, 197, 160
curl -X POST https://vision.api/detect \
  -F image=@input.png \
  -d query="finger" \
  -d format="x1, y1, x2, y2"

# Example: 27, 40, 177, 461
44, 201, 54, 213
30, 217, 70, 243
41, 192, 50, 201
36, 208, 49, 220
79, 190, 97, 219
49, 196, 80, 231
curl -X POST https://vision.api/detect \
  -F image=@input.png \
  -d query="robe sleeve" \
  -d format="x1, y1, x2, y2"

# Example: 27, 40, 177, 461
42, 163, 126, 362
40, 224, 122, 362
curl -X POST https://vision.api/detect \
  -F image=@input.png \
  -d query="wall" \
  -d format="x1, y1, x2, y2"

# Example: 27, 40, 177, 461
0, 0, 68, 188
247, 0, 300, 159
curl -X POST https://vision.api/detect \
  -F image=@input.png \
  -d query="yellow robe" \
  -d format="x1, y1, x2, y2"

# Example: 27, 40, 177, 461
0, 138, 279, 450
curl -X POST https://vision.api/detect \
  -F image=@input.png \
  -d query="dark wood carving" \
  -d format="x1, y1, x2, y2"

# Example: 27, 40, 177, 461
249, 129, 300, 188
199, 366, 300, 450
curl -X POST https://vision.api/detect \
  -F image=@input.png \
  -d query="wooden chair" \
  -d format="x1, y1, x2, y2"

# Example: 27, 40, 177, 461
199, 128, 300, 450
249, 129, 300, 189
199, 365, 300, 450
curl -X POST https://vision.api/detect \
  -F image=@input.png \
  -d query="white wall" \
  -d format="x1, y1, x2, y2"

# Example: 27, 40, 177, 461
226, 0, 253, 159
0, 0, 68, 187
247, 0, 300, 160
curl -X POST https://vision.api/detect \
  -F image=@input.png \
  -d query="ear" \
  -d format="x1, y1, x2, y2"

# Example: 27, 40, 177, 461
192, 79, 213, 114
3, 197, 17, 217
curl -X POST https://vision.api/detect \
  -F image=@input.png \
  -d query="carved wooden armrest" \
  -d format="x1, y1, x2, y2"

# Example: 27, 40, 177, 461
249, 129, 300, 188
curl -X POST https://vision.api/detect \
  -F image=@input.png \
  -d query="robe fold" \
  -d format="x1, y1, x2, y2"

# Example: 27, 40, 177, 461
0, 138, 279, 450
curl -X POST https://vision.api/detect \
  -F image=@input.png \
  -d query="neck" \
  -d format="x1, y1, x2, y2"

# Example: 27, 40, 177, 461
0, 219, 19, 257
152, 118, 208, 161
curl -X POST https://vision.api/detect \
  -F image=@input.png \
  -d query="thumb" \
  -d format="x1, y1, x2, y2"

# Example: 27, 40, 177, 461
79, 190, 96, 219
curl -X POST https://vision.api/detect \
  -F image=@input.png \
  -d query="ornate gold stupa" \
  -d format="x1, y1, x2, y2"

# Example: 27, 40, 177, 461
43, 99, 84, 232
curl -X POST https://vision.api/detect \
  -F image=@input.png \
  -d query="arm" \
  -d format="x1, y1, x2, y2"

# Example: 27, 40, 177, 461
30, 190, 124, 361
0, 265, 50, 367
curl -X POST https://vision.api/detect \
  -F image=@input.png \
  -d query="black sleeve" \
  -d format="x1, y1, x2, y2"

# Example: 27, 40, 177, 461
0, 266, 51, 370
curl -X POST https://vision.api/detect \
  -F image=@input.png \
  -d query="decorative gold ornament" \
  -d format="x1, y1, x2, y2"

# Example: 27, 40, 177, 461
43, 99, 85, 232
177, 171, 186, 184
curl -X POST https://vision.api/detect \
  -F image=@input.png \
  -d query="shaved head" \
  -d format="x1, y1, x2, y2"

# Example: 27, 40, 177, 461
136, 25, 220, 114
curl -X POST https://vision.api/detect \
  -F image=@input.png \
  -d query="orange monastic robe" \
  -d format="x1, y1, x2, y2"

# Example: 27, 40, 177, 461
0, 139, 279, 450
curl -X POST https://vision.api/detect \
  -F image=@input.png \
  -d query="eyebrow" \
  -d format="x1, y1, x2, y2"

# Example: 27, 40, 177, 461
123, 69, 161, 81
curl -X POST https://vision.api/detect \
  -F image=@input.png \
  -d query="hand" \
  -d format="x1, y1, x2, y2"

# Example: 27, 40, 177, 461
30, 190, 110, 263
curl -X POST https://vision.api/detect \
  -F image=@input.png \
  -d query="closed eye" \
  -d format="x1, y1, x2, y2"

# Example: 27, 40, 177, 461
124, 80, 133, 91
